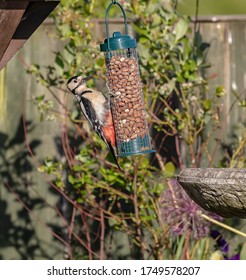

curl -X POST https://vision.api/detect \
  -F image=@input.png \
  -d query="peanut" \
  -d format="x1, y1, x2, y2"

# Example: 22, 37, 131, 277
107, 55, 149, 142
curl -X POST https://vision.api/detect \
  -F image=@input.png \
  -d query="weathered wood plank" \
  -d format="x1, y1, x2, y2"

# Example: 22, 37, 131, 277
0, 1, 59, 71
0, 1, 28, 61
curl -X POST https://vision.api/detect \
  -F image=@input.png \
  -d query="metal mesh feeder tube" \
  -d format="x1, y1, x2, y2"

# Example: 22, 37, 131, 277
100, 1, 155, 157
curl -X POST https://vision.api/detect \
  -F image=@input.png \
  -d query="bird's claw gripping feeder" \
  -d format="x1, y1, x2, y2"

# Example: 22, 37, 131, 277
100, 0, 155, 157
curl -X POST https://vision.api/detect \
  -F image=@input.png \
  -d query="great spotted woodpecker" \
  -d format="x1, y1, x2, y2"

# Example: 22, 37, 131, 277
66, 75, 120, 169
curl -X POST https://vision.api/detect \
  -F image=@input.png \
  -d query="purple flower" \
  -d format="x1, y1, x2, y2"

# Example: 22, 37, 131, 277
229, 254, 240, 260
211, 230, 229, 253
160, 179, 222, 240
211, 230, 240, 260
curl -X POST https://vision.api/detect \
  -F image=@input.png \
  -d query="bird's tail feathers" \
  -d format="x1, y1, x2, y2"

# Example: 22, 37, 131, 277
108, 142, 121, 170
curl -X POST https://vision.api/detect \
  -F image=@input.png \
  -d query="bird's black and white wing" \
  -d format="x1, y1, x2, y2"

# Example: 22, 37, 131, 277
76, 90, 109, 142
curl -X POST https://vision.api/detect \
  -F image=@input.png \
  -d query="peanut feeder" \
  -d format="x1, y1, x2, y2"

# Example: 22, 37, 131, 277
100, 1, 155, 157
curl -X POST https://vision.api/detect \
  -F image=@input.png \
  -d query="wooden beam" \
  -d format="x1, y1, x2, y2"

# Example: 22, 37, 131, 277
0, 1, 60, 71
0, 1, 28, 61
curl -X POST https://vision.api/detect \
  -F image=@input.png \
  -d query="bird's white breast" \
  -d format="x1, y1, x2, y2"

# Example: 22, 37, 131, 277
76, 90, 108, 125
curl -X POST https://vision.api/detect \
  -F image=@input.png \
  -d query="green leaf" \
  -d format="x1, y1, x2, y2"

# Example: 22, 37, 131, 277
145, 3, 158, 14
35, 95, 45, 102
56, 179, 64, 188
76, 198, 83, 204
216, 86, 226, 97
96, 58, 105, 67
55, 53, 64, 69
239, 100, 246, 107
165, 162, 175, 177
70, 110, 79, 121
195, 238, 208, 260
178, 122, 185, 131
139, 37, 148, 43
68, 175, 74, 184
194, 31, 202, 47
59, 23, 71, 36
73, 165, 83, 171
203, 99, 211, 111
175, 235, 186, 260
137, 42, 150, 61
167, 78, 176, 93
199, 63, 211, 68
108, 218, 118, 227
200, 42, 210, 52
174, 18, 189, 42
204, 114, 211, 124
132, 23, 150, 39
64, 48, 75, 64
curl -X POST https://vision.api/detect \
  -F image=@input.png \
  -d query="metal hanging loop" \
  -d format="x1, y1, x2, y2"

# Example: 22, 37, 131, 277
105, 1, 129, 52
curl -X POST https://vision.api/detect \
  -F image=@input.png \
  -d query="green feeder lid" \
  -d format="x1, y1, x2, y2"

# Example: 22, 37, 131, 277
100, 31, 136, 52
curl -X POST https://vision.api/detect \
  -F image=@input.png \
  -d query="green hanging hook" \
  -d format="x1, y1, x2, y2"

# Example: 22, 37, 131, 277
105, 0, 129, 52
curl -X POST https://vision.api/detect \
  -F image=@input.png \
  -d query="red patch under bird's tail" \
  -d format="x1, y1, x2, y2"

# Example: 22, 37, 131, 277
102, 111, 121, 170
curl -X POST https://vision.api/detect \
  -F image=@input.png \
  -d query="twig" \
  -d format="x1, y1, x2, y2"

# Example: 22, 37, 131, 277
133, 160, 144, 259
183, 232, 191, 260
167, 179, 178, 209
81, 212, 92, 260
99, 193, 105, 260
208, 119, 226, 167
194, 0, 200, 34
154, 149, 166, 172
200, 213, 246, 238
67, 206, 76, 259
230, 133, 246, 164
61, 94, 75, 170
175, 135, 184, 169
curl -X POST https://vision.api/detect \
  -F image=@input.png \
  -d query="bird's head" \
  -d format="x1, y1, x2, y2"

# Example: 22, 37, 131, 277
66, 75, 92, 94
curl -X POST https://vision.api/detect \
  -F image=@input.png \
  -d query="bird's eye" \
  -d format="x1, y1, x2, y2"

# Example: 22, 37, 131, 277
74, 80, 78, 83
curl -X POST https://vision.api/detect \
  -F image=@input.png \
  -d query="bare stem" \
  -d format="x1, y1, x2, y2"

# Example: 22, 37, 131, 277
175, 135, 185, 169
133, 160, 144, 259
81, 213, 93, 260
67, 206, 76, 259
200, 213, 246, 238
99, 191, 105, 260
182, 232, 191, 260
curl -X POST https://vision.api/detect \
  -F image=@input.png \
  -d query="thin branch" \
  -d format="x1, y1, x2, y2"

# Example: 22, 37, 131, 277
167, 179, 178, 209
133, 160, 144, 259
230, 133, 246, 165
175, 135, 185, 169
66, 206, 76, 259
200, 214, 246, 238
154, 149, 166, 171
193, 0, 200, 35
81, 212, 93, 260
208, 119, 226, 167
182, 231, 191, 260
99, 192, 105, 260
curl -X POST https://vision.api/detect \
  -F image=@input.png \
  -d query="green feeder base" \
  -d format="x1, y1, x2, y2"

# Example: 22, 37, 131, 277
117, 134, 155, 157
